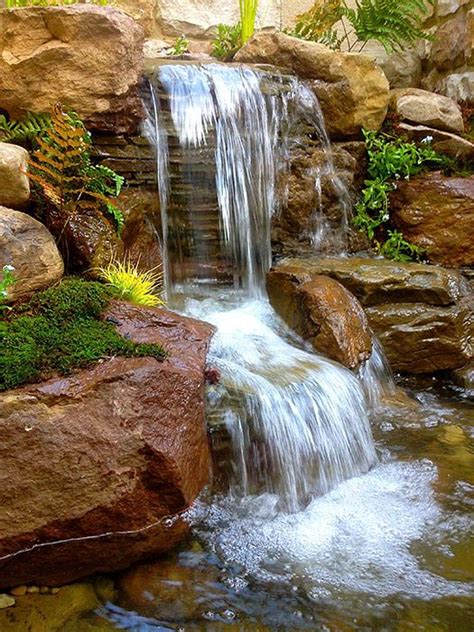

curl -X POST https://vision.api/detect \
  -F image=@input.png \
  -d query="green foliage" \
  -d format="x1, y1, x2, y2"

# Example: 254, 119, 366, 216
211, 23, 242, 60
291, 0, 434, 53
6, 1, 110, 7
354, 130, 444, 261
0, 112, 52, 144
168, 36, 190, 56
0, 265, 16, 312
28, 104, 124, 234
0, 278, 166, 391
240, 0, 258, 44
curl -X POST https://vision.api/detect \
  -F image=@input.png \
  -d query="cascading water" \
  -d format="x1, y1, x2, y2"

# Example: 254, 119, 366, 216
146, 62, 380, 512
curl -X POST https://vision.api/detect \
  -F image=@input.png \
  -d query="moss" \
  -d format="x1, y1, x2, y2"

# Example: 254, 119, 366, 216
0, 279, 166, 392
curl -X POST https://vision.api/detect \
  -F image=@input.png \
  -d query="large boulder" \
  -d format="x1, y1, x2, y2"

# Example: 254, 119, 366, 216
235, 32, 390, 138
0, 5, 144, 134
0, 301, 214, 589
267, 257, 472, 374
391, 172, 474, 268
267, 273, 373, 369
0, 143, 30, 210
390, 88, 464, 134
0, 207, 64, 301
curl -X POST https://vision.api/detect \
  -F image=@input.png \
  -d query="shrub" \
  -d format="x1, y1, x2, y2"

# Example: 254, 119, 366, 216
0, 279, 166, 391
168, 36, 190, 56
97, 260, 164, 307
211, 23, 242, 60
28, 103, 125, 233
353, 130, 444, 261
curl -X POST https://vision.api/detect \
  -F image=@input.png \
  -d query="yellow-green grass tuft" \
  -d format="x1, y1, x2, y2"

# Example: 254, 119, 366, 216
97, 260, 164, 308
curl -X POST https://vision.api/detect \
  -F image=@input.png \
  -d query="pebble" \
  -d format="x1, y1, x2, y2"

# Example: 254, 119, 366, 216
26, 586, 40, 594
10, 585, 27, 596
0, 594, 15, 609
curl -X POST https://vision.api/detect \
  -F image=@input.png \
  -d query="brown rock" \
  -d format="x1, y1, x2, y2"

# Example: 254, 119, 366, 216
267, 273, 372, 369
0, 6, 145, 134
431, 12, 469, 72
390, 88, 464, 134
366, 298, 472, 374
270, 257, 470, 306
0, 302, 214, 588
391, 172, 474, 268
0, 143, 30, 210
0, 207, 64, 301
397, 123, 474, 162
235, 32, 389, 138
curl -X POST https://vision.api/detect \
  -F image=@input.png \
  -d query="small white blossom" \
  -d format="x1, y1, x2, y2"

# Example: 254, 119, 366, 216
3, 264, 15, 272
421, 135, 433, 144
0, 290, 8, 297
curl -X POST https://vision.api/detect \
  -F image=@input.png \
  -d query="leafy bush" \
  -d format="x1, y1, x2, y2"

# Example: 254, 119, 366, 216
290, 0, 434, 53
0, 278, 166, 391
28, 104, 125, 233
168, 36, 190, 56
97, 260, 164, 307
211, 23, 242, 60
353, 130, 444, 261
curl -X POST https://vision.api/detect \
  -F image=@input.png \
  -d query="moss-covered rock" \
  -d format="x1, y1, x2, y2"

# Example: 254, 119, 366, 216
0, 278, 166, 391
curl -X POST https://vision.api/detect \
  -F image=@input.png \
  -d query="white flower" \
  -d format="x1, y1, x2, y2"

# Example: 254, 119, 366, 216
421, 136, 433, 144
0, 290, 8, 297
3, 264, 15, 272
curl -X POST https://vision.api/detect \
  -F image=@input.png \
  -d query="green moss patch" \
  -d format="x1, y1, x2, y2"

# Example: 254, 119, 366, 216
0, 279, 166, 392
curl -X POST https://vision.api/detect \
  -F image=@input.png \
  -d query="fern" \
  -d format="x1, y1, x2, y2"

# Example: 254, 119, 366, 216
0, 112, 52, 144
28, 104, 124, 233
290, 0, 434, 53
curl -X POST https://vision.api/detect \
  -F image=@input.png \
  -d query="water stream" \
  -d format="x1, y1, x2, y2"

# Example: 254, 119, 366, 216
107, 62, 474, 629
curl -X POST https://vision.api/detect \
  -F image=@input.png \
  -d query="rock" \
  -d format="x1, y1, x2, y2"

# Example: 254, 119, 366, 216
431, 12, 469, 72
365, 299, 472, 374
397, 123, 474, 161
235, 32, 390, 138
0, 595, 15, 609
0, 302, 214, 588
10, 585, 27, 596
442, 71, 474, 104
380, 48, 422, 89
272, 141, 368, 256
117, 188, 162, 271
0, 207, 64, 302
0, 143, 30, 210
437, 0, 470, 18
391, 172, 474, 268
0, 582, 116, 631
0, 5, 144, 134
156, 0, 280, 38
390, 88, 464, 134
451, 364, 474, 394
267, 273, 373, 369
39, 201, 123, 275
267, 257, 472, 374
269, 257, 470, 306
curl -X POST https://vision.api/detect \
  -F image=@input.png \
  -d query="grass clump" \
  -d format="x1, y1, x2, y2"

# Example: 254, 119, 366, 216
0, 278, 166, 391
97, 260, 164, 307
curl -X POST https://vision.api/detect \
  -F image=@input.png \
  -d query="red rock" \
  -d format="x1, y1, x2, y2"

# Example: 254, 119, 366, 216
0, 302, 214, 588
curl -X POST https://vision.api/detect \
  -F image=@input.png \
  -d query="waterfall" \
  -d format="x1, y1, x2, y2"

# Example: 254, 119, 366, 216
146, 62, 378, 511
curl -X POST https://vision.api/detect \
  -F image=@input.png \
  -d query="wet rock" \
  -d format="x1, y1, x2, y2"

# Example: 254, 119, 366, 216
0, 143, 30, 210
117, 188, 162, 271
269, 257, 470, 306
365, 300, 471, 374
391, 172, 474, 268
0, 582, 116, 631
272, 141, 368, 257
267, 273, 372, 369
397, 123, 474, 161
390, 88, 464, 134
451, 364, 474, 393
0, 302, 214, 588
0, 5, 144, 134
0, 207, 64, 302
268, 257, 472, 374
235, 32, 389, 138
0, 595, 15, 609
